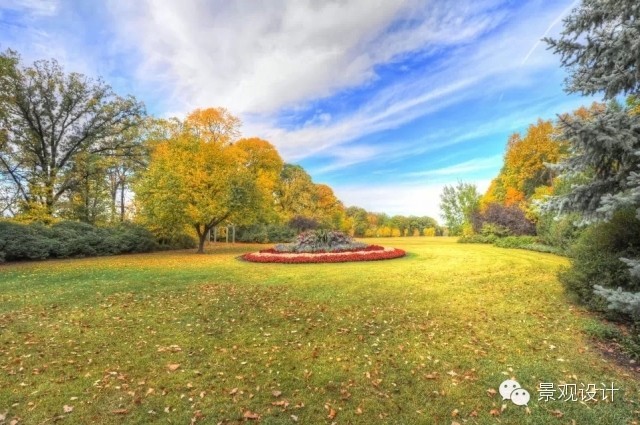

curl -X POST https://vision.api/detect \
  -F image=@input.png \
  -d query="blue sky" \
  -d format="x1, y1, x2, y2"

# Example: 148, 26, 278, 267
0, 0, 595, 220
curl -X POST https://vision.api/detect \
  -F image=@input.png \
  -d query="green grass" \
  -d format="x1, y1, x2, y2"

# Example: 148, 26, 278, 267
0, 237, 638, 424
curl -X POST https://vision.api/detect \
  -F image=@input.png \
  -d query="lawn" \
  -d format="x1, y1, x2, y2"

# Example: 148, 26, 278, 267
0, 237, 638, 424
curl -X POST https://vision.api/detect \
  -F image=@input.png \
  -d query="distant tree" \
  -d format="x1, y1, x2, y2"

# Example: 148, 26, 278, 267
0, 50, 145, 220
439, 182, 480, 236
544, 0, 640, 315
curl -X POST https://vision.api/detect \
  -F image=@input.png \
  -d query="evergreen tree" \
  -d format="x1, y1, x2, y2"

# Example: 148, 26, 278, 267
544, 0, 640, 316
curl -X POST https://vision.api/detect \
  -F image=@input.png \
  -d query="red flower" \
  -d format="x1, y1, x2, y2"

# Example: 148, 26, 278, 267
241, 248, 406, 263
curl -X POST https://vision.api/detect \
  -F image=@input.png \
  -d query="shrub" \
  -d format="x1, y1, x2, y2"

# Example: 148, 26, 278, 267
457, 234, 496, 244
493, 235, 537, 249
536, 212, 582, 252
559, 208, 640, 313
472, 203, 536, 236
275, 230, 367, 253
0, 220, 163, 262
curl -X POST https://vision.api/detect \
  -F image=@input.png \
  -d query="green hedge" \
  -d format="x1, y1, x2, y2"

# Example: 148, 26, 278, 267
0, 220, 193, 262
236, 224, 295, 243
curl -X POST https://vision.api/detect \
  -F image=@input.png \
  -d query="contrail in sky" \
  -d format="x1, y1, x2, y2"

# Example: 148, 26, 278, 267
521, 0, 579, 65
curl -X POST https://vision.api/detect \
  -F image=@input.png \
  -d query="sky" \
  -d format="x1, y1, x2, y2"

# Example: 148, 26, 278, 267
0, 0, 596, 221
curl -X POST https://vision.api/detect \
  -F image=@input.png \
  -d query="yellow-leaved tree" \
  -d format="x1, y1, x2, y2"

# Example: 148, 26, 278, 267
135, 108, 260, 253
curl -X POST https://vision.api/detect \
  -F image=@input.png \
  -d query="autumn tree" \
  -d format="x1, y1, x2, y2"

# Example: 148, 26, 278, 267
274, 164, 316, 221
0, 50, 145, 221
234, 137, 283, 222
135, 109, 260, 253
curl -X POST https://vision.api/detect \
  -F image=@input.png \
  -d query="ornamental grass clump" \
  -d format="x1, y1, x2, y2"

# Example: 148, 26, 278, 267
274, 230, 368, 253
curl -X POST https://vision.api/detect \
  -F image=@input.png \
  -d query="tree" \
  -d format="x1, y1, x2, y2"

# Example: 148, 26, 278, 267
234, 137, 283, 222
274, 164, 316, 221
439, 182, 480, 236
135, 108, 259, 253
544, 0, 640, 100
0, 50, 145, 220
544, 0, 640, 316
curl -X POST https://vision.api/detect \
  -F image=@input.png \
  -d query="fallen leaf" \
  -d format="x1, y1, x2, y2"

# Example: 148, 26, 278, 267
229, 388, 238, 395
272, 390, 282, 397
355, 407, 363, 415
525, 407, 532, 415
452, 422, 461, 425
0, 412, 6, 421
243, 410, 260, 420
425, 373, 437, 379
489, 409, 500, 417
551, 409, 564, 418
501, 403, 507, 413
487, 388, 497, 397
290, 415, 298, 422
272, 400, 290, 408
328, 408, 337, 420
63, 405, 74, 413
470, 410, 478, 417
451, 409, 459, 417
167, 364, 180, 372
112, 409, 129, 415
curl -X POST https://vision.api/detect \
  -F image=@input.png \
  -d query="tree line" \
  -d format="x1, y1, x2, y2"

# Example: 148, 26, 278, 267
0, 49, 440, 255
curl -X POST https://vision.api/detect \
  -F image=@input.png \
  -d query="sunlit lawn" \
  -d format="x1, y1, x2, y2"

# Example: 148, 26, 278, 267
0, 238, 638, 424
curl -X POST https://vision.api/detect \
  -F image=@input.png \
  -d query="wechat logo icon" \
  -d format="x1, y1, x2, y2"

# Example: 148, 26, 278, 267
499, 379, 530, 406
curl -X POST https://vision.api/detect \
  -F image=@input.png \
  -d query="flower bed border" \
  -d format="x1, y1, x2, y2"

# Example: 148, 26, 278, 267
241, 247, 406, 263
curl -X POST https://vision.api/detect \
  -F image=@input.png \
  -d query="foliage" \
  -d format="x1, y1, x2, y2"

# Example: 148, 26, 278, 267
544, 0, 640, 324
457, 234, 496, 244
473, 203, 536, 236
0, 50, 145, 219
439, 182, 480, 236
535, 212, 583, 252
544, 0, 640, 100
493, 235, 537, 249
134, 109, 261, 253
0, 220, 163, 262
559, 209, 640, 312
287, 215, 320, 233
236, 224, 295, 243
274, 230, 367, 253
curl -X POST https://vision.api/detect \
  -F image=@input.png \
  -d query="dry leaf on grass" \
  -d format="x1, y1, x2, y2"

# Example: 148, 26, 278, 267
167, 364, 180, 371
243, 410, 260, 420
63, 405, 73, 413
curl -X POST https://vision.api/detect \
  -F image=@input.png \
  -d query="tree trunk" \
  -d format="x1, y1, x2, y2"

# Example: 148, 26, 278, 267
197, 233, 207, 254
119, 181, 126, 221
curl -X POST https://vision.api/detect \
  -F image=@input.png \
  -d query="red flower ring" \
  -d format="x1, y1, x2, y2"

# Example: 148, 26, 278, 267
242, 247, 406, 263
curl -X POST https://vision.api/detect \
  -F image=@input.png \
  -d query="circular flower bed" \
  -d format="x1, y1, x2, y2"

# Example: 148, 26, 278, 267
241, 230, 405, 263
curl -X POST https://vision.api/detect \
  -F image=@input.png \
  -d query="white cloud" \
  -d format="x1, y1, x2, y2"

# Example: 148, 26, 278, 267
107, 0, 505, 114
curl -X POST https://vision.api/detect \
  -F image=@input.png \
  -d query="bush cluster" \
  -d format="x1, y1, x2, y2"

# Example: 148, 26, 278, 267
0, 220, 193, 262
559, 208, 640, 314
472, 203, 536, 236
